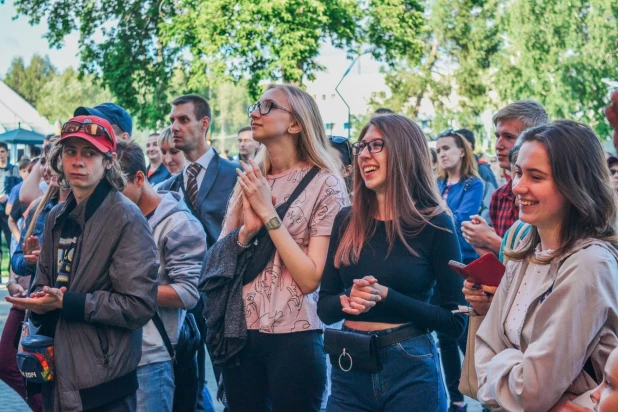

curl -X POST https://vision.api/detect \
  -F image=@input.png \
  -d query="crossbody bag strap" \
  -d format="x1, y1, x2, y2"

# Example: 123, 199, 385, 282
253, 166, 321, 240
152, 312, 175, 363
280, 166, 320, 216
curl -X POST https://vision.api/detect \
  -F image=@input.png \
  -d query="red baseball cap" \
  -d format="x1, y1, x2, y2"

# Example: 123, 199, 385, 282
60, 115, 116, 153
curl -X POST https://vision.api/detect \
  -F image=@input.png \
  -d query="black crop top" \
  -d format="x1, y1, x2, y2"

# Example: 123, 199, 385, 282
317, 207, 466, 338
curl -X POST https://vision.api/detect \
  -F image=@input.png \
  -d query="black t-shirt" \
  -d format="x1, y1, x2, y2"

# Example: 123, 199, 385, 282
317, 207, 466, 337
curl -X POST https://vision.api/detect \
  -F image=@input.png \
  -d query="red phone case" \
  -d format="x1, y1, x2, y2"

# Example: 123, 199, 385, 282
448, 253, 506, 287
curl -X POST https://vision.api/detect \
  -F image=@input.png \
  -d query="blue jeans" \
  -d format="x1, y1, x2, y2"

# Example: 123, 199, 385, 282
136, 361, 175, 412
327, 326, 447, 412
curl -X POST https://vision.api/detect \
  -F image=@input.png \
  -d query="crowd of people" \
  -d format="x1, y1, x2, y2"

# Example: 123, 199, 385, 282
1, 84, 618, 412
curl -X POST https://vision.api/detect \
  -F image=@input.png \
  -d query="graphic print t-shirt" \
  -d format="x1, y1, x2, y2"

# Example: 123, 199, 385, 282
242, 163, 347, 334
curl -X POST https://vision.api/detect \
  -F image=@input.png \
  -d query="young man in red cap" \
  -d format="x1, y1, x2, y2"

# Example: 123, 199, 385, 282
7, 115, 159, 411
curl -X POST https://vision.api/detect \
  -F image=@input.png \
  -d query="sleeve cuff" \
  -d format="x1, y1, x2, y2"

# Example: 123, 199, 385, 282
63, 291, 87, 322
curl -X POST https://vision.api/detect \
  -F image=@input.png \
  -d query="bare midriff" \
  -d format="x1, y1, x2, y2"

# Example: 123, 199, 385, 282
344, 320, 407, 332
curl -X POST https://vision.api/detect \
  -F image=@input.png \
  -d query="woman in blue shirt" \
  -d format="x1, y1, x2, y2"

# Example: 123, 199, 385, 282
435, 129, 483, 412
436, 130, 484, 264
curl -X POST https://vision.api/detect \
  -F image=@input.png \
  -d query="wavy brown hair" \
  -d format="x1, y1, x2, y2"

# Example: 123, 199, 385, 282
334, 114, 449, 266
437, 132, 479, 181
505, 120, 618, 263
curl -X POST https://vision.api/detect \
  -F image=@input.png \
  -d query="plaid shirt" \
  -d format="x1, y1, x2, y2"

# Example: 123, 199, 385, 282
489, 180, 519, 238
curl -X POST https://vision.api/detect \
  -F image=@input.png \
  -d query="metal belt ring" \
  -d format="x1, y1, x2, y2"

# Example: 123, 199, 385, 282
338, 348, 352, 372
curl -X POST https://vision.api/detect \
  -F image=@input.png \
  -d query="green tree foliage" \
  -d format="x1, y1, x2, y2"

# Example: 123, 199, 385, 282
369, 0, 500, 136
370, 0, 617, 142
10, 0, 426, 126
494, 0, 618, 137
36, 68, 113, 123
3, 54, 57, 108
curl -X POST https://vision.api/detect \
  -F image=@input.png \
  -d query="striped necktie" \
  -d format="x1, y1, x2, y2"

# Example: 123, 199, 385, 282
185, 162, 202, 208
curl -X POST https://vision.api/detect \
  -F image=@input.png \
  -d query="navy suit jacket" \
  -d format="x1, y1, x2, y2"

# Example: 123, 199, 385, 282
157, 149, 236, 247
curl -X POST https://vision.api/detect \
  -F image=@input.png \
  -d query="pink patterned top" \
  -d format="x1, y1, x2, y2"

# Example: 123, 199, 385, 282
242, 162, 347, 334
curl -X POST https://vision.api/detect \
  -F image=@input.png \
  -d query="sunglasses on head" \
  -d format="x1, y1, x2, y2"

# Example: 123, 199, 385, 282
61, 120, 113, 142
329, 136, 352, 162
436, 128, 465, 141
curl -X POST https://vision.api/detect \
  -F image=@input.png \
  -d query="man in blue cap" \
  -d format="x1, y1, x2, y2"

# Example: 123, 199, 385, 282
74, 103, 133, 141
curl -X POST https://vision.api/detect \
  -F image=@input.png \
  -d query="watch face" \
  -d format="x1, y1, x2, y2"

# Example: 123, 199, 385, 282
267, 216, 281, 230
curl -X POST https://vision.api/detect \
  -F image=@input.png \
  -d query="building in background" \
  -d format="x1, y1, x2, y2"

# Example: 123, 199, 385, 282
0, 80, 52, 159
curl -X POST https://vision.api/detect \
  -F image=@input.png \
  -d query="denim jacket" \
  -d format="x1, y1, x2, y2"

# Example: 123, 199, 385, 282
437, 176, 484, 262
12, 196, 59, 278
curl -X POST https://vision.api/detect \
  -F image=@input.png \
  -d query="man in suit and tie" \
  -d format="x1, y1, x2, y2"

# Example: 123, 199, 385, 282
158, 94, 236, 412
158, 94, 237, 247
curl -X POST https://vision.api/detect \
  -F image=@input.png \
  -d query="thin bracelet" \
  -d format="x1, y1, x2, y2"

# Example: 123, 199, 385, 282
236, 239, 251, 249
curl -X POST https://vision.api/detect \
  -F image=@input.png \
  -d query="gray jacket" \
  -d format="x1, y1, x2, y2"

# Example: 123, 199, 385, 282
475, 239, 618, 411
139, 191, 205, 366
31, 183, 158, 411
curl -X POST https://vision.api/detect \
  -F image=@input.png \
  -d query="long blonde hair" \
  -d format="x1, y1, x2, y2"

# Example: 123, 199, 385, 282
221, 84, 345, 235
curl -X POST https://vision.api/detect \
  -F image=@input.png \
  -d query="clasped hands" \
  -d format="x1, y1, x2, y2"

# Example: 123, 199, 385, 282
236, 159, 277, 243
5, 286, 66, 314
340, 276, 388, 315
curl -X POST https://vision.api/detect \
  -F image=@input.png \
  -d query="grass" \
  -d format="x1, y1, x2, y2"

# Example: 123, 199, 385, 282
1, 244, 11, 285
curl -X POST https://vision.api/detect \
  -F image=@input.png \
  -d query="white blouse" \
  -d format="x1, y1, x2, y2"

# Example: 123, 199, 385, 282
504, 247, 554, 348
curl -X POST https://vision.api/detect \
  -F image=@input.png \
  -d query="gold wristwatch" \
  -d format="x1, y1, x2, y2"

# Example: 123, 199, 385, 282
265, 216, 282, 230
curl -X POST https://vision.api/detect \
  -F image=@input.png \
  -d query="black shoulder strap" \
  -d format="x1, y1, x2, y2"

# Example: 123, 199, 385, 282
279, 166, 320, 216
253, 166, 320, 240
152, 312, 175, 363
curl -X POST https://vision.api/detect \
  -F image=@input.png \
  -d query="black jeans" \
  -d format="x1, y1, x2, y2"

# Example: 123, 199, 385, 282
222, 329, 326, 412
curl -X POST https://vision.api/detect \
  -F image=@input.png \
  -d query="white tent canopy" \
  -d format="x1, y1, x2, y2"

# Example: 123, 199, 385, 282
0, 80, 52, 135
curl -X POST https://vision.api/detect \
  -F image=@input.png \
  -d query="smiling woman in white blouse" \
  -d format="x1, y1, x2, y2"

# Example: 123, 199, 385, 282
474, 120, 618, 411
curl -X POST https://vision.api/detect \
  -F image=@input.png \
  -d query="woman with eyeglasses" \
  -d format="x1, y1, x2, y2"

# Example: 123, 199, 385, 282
205, 84, 347, 411
317, 114, 466, 411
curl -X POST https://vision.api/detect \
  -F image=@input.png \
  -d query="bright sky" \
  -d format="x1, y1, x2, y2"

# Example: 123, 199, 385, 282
0, 0, 382, 80
0, 0, 81, 75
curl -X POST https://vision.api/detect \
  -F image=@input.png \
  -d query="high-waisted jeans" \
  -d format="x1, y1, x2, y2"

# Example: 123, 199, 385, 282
326, 325, 447, 412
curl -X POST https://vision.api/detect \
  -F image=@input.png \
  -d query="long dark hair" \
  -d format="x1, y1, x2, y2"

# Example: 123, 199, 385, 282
335, 114, 448, 266
505, 120, 618, 263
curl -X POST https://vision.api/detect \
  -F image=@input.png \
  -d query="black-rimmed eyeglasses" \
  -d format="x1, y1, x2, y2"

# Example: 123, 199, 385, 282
247, 101, 293, 118
351, 139, 385, 156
